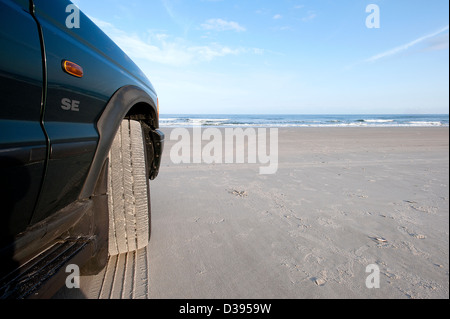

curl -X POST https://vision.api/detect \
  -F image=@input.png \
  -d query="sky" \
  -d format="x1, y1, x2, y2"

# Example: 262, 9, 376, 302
71, 0, 449, 115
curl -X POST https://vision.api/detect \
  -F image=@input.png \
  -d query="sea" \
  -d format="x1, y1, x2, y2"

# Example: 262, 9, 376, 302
159, 114, 449, 128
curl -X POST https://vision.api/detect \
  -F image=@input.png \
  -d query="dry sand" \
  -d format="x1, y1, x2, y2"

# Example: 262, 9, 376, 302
57, 127, 449, 299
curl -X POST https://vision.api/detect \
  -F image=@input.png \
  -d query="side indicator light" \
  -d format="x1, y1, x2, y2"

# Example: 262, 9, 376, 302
62, 60, 84, 78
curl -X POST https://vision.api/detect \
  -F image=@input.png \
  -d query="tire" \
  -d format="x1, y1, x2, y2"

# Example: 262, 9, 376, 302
107, 119, 151, 256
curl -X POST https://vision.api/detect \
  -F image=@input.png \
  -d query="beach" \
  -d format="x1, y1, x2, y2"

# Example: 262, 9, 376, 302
148, 127, 449, 299
57, 127, 449, 299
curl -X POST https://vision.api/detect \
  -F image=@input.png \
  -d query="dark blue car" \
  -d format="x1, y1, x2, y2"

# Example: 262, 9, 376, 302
0, 0, 164, 298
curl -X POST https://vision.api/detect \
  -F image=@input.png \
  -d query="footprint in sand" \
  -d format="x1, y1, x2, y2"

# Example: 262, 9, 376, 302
398, 226, 427, 240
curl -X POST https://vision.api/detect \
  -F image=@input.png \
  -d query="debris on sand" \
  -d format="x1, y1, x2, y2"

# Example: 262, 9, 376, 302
371, 236, 388, 243
314, 278, 327, 286
229, 189, 248, 198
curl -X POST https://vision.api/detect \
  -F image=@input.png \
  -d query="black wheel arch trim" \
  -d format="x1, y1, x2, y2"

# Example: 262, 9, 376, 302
79, 85, 158, 200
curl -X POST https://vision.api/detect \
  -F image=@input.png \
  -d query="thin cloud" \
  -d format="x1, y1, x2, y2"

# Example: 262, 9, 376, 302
90, 17, 255, 66
366, 25, 449, 63
160, 0, 193, 35
424, 33, 449, 52
161, 0, 176, 20
301, 11, 317, 22
201, 18, 246, 32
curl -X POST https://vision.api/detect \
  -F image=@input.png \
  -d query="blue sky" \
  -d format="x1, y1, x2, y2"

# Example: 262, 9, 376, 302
72, 0, 449, 114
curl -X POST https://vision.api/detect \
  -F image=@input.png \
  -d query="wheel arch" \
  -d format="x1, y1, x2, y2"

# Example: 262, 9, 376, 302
80, 85, 158, 201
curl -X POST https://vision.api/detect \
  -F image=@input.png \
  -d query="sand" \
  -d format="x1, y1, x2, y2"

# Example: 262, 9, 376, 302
57, 127, 449, 299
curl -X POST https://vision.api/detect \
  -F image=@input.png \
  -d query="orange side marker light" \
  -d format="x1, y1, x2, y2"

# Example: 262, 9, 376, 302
62, 60, 84, 78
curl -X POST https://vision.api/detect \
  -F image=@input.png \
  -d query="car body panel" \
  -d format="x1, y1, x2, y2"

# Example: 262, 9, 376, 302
0, 0, 46, 240
31, 0, 158, 223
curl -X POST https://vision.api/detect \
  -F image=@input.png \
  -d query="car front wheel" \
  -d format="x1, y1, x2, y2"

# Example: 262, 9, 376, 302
107, 119, 151, 256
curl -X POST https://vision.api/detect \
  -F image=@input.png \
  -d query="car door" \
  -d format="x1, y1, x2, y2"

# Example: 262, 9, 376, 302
0, 0, 47, 244
30, 0, 126, 223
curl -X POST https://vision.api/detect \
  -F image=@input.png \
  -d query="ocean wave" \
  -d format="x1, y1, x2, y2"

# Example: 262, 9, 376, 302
361, 119, 395, 123
407, 121, 443, 126
159, 115, 448, 128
